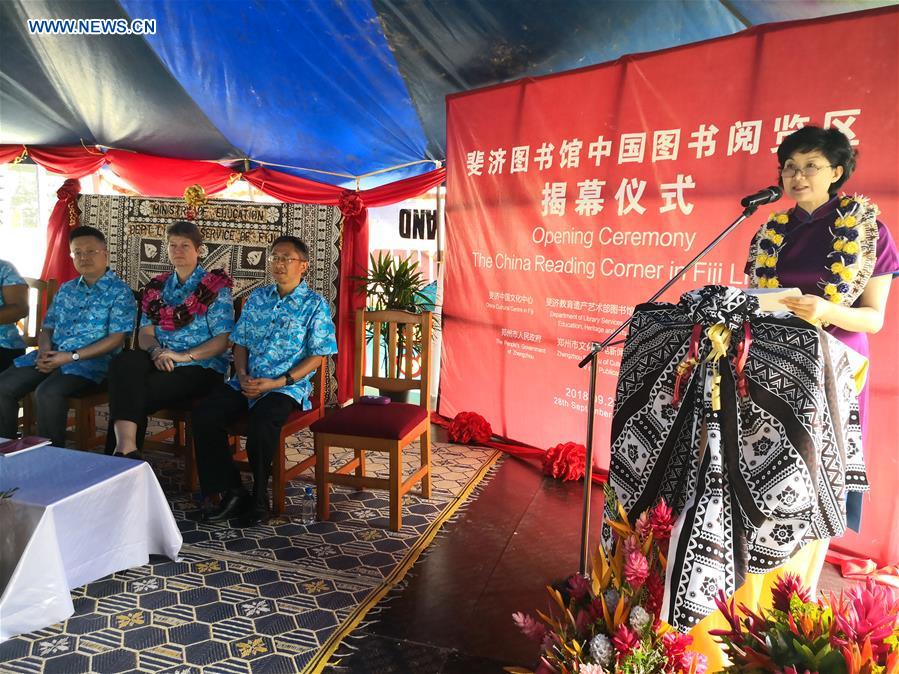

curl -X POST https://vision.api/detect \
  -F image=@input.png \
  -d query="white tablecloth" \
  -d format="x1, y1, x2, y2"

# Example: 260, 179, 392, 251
0, 447, 182, 641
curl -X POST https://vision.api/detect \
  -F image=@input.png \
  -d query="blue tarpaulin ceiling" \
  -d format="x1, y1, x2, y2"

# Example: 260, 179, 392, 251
1, 0, 896, 188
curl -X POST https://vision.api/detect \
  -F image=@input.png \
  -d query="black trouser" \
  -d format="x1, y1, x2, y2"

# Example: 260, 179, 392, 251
0, 366, 93, 447
106, 349, 223, 451
192, 383, 298, 507
0, 348, 25, 374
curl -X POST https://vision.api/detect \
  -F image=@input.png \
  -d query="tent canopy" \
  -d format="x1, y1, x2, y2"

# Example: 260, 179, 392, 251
2, 0, 895, 187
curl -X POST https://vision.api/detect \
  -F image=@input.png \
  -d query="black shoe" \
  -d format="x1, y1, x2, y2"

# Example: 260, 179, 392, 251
114, 449, 145, 462
204, 489, 249, 522
238, 505, 269, 527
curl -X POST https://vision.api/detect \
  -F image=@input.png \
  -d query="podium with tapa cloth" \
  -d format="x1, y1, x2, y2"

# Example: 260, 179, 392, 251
603, 285, 868, 667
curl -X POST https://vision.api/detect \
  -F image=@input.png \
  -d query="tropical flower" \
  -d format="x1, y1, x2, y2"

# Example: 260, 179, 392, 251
624, 551, 649, 588
771, 572, 812, 613
649, 501, 674, 542
628, 605, 652, 632
509, 489, 699, 674
513, 612, 547, 643
612, 624, 640, 659
590, 633, 613, 667
712, 575, 899, 674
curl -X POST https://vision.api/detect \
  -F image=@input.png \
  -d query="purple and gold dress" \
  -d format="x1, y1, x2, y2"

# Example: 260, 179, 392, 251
747, 194, 899, 529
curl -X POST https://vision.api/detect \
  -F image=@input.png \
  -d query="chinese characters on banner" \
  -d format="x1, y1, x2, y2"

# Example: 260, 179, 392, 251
439, 6, 899, 565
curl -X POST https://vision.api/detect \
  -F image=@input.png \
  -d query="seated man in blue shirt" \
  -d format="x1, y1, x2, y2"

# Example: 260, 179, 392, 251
0, 226, 137, 447
193, 236, 337, 525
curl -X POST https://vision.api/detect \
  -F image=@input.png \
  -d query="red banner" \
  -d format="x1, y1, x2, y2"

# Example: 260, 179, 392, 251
441, 8, 899, 564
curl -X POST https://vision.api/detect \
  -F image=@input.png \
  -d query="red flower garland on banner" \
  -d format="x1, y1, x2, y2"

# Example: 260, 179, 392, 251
542, 441, 587, 481
447, 411, 492, 444
141, 268, 233, 331
338, 190, 365, 218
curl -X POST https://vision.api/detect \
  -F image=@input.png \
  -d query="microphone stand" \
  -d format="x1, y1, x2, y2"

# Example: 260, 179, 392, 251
575, 201, 765, 577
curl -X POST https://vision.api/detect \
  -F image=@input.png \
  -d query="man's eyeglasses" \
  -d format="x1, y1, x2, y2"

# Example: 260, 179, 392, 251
780, 164, 833, 178
69, 249, 103, 259
268, 255, 306, 265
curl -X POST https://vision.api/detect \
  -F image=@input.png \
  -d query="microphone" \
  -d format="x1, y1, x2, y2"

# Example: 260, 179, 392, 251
740, 186, 783, 208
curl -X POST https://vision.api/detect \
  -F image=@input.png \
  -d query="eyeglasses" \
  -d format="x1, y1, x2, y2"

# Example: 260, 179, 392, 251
69, 249, 103, 259
268, 255, 306, 265
780, 164, 833, 178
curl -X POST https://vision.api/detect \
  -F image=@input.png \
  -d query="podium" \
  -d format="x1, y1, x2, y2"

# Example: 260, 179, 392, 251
603, 286, 868, 642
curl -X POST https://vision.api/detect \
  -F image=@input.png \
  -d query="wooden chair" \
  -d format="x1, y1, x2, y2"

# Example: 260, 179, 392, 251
19, 277, 57, 347
20, 277, 55, 437
312, 309, 432, 531
226, 355, 327, 514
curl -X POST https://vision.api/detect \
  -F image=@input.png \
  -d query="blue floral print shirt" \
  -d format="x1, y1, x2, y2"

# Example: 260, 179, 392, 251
15, 270, 137, 382
140, 265, 235, 375
0, 259, 27, 349
228, 281, 337, 409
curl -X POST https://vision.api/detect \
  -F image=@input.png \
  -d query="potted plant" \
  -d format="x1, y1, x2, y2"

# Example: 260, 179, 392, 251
354, 252, 436, 400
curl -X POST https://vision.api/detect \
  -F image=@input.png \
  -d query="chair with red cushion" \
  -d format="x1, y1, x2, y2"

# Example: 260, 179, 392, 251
311, 309, 432, 531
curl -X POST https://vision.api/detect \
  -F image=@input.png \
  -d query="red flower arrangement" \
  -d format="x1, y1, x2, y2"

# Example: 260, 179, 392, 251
510, 487, 705, 674
141, 269, 233, 331
543, 442, 587, 482
448, 411, 492, 444
712, 574, 899, 673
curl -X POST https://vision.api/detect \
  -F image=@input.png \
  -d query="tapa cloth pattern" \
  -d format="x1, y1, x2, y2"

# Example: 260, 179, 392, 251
604, 285, 867, 632
79, 194, 340, 402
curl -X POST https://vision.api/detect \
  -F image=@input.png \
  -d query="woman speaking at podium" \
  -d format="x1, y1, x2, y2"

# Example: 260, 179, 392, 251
681, 126, 899, 669
746, 125, 899, 530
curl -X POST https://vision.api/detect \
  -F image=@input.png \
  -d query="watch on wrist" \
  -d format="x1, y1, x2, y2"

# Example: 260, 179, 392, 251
71, 350, 81, 361
284, 372, 295, 386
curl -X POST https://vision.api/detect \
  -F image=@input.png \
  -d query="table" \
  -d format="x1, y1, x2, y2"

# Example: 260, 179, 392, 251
0, 446, 182, 641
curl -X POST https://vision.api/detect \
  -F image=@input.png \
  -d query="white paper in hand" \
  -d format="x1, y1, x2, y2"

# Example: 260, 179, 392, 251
745, 287, 802, 313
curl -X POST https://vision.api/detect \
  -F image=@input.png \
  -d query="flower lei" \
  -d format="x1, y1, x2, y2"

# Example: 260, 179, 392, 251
754, 196, 864, 304
141, 268, 233, 332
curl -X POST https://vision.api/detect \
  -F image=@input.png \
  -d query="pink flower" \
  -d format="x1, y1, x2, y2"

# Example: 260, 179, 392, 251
635, 511, 652, 539
681, 651, 707, 674
624, 550, 650, 588
662, 629, 693, 665
568, 573, 591, 601
575, 608, 595, 634
645, 572, 665, 618
622, 535, 641, 558
649, 500, 675, 542
578, 665, 605, 674
512, 612, 546, 643
832, 578, 899, 660
771, 572, 812, 613
612, 623, 640, 659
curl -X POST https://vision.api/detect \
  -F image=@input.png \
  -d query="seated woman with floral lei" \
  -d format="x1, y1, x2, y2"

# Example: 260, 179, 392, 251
107, 220, 235, 460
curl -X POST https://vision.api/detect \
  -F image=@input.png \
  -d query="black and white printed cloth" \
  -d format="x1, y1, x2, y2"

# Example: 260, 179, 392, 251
604, 285, 867, 632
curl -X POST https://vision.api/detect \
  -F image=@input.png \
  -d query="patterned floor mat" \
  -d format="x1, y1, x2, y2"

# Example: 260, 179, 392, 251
0, 423, 501, 674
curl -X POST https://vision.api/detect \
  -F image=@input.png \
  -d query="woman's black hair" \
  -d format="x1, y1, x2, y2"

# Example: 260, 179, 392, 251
777, 125, 856, 195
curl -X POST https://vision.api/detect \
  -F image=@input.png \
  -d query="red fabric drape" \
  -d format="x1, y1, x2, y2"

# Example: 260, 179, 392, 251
28, 146, 107, 178
0, 145, 26, 164
105, 149, 238, 197
40, 179, 82, 284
